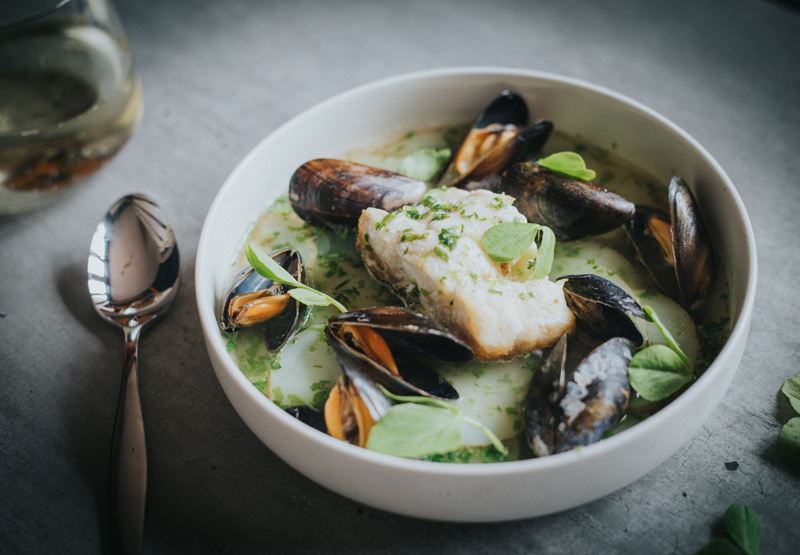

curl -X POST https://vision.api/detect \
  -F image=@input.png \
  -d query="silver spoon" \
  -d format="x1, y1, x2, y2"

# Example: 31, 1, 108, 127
87, 194, 180, 554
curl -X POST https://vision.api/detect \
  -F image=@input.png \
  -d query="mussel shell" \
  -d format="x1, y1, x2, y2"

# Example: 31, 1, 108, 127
669, 177, 712, 312
219, 248, 307, 352
499, 161, 635, 240
560, 274, 645, 346
524, 333, 568, 457
440, 90, 533, 188
324, 325, 458, 400
329, 306, 474, 363
510, 119, 554, 164
555, 337, 633, 452
285, 406, 327, 433
475, 89, 529, 128
289, 159, 427, 228
624, 205, 680, 300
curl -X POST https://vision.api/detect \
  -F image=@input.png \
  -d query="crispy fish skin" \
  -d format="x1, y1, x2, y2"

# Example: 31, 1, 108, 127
357, 188, 575, 360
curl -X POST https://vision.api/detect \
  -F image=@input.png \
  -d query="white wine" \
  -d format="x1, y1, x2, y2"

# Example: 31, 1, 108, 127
0, 23, 141, 213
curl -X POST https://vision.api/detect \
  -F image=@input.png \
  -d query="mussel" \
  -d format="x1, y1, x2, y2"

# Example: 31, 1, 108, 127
525, 334, 633, 456
440, 90, 553, 189
560, 274, 645, 346
285, 406, 327, 433
499, 161, 635, 240
220, 248, 307, 351
625, 176, 712, 312
326, 306, 473, 400
289, 159, 427, 227
324, 372, 391, 447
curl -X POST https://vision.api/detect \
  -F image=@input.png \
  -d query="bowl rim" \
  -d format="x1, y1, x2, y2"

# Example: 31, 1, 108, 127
195, 66, 758, 477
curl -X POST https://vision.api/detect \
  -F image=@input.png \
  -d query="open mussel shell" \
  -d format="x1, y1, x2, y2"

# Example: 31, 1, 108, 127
219, 248, 307, 352
524, 333, 568, 457
624, 177, 712, 312
560, 274, 645, 346
324, 372, 391, 447
524, 334, 633, 456
556, 337, 633, 451
624, 205, 680, 300
325, 313, 460, 400
440, 90, 554, 189
285, 406, 327, 433
330, 306, 474, 363
289, 159, 427, 228
500, 161, 635, 240
669, 177, 712, 312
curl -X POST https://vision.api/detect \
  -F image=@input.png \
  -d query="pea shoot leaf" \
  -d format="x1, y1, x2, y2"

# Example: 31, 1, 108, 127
777, 417, 800, 470
781, 373, 800, 415
366, 403, 463, 458
643, 305, 691, 368
723, 504, 762, 555
482, 222, 536, 262
247, 243, 347, 312
528, 225, 556, 280
247, 243, 299, 286
537, 151, 597, 181
628, 344, 692, 401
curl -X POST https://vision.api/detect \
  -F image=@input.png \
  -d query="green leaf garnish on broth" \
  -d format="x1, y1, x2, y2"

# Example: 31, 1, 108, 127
367, 404, 464, 458
247, 243, 348, 312
628, 344, 692, 401
367, 387, 508, 458
537, 151, 597, 181
778, 417, 800, 470
400, 147, 451, 181
643, 305, 691, 368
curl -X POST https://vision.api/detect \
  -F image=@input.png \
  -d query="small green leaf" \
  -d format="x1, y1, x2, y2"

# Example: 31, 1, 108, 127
378, 386, 460, 412
777, 417, 800, 470
694, 537, 747, 555
247, 244, 299, 286
287, 288, 332, 306
248, 243, 347, 312
482, 222, 536, 262
723, 504, 762, 555
781, 373, 800, 414
537, 151, 597, 181
644, 305, 691, 369
628, 344, 692, 401
401, 147, 451, 181
366, 403, 463, 458
528, 225, 556, 280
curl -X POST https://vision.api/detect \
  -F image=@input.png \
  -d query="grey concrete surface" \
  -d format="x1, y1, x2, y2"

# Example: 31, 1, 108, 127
1, 0, 799, 552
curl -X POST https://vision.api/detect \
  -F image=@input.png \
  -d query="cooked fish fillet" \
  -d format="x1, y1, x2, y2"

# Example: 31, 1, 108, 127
356, 187, 575, 360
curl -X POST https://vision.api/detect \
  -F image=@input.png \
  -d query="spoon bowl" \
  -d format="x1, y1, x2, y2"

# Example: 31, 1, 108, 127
87, 193, 179, 553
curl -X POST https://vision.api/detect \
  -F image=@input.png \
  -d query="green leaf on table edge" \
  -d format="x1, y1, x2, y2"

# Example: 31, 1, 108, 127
723, 504, 762, 555
781, 372, 800, 415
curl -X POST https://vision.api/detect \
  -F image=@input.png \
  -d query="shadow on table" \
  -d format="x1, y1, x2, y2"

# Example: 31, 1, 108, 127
55, 260, 117, 554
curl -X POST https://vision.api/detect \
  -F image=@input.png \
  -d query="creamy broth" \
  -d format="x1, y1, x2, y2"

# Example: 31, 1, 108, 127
222, 126, 730, 462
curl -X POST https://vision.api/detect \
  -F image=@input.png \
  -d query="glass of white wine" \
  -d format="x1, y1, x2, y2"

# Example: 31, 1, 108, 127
0, 0, 142, 214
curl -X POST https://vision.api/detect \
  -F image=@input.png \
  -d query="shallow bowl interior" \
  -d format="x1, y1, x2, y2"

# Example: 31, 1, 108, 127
195, 68, 756, 521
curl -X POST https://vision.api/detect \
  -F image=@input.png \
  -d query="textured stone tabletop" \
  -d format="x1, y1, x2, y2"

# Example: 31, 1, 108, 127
1, 0, 799, 552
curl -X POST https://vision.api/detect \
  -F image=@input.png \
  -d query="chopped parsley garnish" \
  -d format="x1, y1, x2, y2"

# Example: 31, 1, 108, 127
433, 246, 449, 261
438, 228, 458, 250
400, 229, 428, 242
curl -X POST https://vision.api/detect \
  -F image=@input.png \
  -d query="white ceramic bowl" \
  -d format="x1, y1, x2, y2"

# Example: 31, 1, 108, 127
195, 68, 757, 522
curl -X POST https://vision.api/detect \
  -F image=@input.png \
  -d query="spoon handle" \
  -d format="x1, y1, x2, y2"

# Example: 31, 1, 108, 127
111, 325, 147, 554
